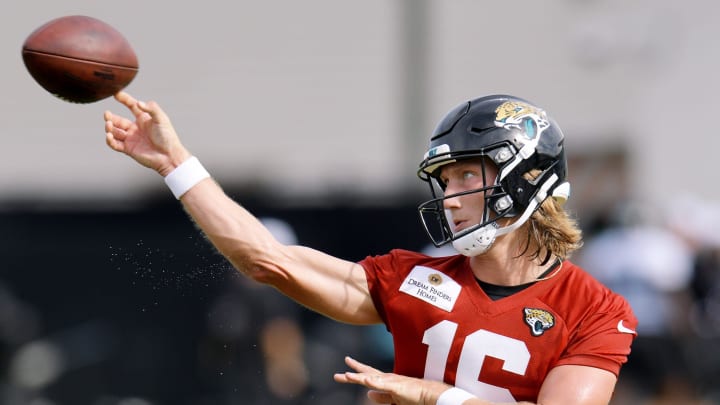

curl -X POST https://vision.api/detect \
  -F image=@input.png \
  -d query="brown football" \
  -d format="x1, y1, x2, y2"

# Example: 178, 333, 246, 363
22, 15, 139, 104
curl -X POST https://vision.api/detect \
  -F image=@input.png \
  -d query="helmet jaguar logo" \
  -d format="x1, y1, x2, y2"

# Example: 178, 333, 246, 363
494, 101, 550, 140
523, 307, 555, 336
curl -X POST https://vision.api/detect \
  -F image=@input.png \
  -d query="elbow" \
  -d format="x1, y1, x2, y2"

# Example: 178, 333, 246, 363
228, 248, 289, 287
245, 263, 283, 285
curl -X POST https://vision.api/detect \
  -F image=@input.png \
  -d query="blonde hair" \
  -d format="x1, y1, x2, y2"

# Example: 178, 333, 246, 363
518, 171, 583, 263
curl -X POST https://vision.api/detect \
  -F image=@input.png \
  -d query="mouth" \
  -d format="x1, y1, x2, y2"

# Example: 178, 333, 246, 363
452, 219, 468, 233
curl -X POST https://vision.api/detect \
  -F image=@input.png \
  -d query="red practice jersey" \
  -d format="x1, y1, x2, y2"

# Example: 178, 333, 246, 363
361, 249, 637, 402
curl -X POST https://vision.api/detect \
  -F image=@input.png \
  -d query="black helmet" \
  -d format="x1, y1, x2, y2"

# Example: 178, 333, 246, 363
417, 95, 570, 256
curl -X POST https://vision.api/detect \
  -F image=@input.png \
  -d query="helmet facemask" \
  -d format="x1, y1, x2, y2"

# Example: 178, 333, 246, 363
418, 147, 522, 256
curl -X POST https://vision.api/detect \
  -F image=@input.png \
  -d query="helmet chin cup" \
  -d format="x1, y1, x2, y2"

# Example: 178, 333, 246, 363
452, 223, 499, 257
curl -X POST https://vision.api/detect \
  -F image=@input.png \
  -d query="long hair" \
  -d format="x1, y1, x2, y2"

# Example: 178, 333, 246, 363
517, 171, 583, 263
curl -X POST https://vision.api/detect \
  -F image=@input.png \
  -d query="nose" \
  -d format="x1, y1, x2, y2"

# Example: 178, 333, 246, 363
443, 186, 462, 209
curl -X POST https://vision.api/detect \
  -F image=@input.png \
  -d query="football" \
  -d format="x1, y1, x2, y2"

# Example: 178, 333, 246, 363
22, 15, 138, 104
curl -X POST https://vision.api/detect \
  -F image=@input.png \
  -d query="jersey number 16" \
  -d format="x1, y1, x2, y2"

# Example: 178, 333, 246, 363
422, 320, 530, 402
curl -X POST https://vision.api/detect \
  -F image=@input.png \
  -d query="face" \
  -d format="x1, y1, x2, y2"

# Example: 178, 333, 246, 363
438, 158, 499, 234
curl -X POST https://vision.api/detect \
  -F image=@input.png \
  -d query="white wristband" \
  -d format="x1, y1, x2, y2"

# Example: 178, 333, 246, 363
437, 387, 475, 405
163, 156, 210, 199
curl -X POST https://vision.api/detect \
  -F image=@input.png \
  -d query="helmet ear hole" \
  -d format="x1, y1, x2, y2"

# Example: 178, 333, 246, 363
491, 195, 514, 214
491, 146, 515, 165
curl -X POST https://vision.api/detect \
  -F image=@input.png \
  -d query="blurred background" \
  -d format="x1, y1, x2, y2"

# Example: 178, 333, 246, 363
2, 0, 720, 404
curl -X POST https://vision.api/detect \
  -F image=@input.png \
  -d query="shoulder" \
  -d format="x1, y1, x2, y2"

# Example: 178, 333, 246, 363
562, 261, 631, 310
543, 261, 637, 338
360, 249, 466, 276
360, 249, 470, 300
549, 262, 637, 375
562, 261, 637, 330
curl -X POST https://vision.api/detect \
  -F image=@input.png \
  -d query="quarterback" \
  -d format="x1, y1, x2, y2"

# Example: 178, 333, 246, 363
104, 92, 636, 404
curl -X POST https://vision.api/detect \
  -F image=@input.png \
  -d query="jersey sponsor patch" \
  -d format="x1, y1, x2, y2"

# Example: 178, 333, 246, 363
399, 266, 462, 312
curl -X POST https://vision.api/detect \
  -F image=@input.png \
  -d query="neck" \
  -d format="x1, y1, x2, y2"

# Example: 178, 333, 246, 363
468, 233, 555, 286
469, 257, 535, 286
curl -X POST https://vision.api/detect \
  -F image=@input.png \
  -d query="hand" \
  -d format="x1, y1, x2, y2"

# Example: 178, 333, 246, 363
334, 356, 452, 405
104, 91, 191, 176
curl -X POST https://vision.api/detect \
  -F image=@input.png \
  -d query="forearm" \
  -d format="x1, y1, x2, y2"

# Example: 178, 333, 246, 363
175, 177, 378, 324
177, 177, 284, 279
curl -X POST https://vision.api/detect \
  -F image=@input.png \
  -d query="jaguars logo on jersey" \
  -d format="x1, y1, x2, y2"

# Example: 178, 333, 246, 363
494, 101, 550, 140
523, 307, 555, 336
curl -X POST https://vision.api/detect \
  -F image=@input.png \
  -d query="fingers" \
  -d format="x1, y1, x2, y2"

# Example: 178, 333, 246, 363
333, 372, 354, 384
334, 356, 384, 385
334, 371, 381, 389
333, 358, 398, 404
137, 99, 170, 125
114, 91, 143, 116
104, 111, 134, 134
114, 91, 167, 123
335, 364, 385, 389
104, 113, 128, 152
105, 132, 124, 153
114, 91, 133, 104
344, 356, 381, 373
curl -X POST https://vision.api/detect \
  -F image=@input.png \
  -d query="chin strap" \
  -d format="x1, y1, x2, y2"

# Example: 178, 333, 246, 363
452, 174, 563, 257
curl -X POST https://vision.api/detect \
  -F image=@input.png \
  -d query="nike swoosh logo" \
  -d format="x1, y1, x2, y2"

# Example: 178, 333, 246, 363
617, 320, 637, 335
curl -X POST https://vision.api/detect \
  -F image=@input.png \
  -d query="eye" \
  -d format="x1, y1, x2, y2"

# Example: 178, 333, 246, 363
463, 171, 477, 180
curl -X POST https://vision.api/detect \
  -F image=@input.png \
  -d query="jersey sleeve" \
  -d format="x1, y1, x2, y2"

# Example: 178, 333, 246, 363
360, 249, 429, 328
360, 250, 397, 327
556, 288, 638, 376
